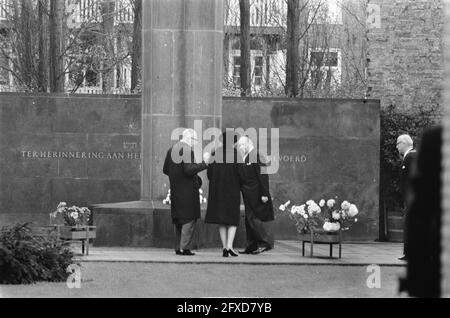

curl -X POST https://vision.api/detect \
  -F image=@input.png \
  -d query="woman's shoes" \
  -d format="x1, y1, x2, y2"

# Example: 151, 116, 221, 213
223, 248, 229, 257
227, 249, 239, 257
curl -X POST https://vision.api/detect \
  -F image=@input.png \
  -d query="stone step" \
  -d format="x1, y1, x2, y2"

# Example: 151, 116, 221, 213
387, 215, 404, 230
387, 229, 403, 242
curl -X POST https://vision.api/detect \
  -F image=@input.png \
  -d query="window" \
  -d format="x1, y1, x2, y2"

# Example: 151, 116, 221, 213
0, 0, 8, 21
308, 48, 341, 87
229, 37, 267, 89
232, 56, 241, 87
253, 56, 263, 86
0, 54, 10, 86
85, 68, 98, 87
225, 0, 287, 27
310, 51, 338, 68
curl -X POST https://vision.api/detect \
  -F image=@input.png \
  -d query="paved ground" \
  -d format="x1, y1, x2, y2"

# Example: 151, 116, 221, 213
0, 241, 407, 298
0, 263, 406, 298
75, 240, 405, 266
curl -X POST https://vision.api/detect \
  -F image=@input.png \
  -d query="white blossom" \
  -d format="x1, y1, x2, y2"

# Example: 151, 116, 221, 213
323, 222, 332, 232
348, 204, 359, 217
299, 205, 306, 215
341, 201, 351, 210
332, 211, 341, 220
319, 199, 325, 207
333, 222, 341, 231
327, 199, 335, 208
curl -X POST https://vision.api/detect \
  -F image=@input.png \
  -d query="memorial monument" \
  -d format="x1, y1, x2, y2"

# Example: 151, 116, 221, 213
91, 0, 224, 246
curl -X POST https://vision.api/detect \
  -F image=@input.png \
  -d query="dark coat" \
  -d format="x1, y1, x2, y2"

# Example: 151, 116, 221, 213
237, 149, 274, 222
400, 148, 417, 206
163, 141, 207, 224
401, 126, 441, 298
205, 147, 241, 226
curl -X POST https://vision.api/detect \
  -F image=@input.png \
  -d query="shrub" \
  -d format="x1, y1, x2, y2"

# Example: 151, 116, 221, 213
0, 222, 75, 284
380, 104, 441, 211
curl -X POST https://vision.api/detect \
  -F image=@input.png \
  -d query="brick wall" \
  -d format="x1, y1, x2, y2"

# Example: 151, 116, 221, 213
366, 0, 444, 111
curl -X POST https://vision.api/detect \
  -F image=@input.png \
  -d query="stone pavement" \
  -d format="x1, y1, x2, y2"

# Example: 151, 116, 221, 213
74, 241, 405, 266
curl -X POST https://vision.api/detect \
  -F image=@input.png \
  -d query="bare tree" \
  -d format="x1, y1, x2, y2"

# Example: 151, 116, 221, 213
100, 0, 115, 93
285, 0, 300, 97
0, 0, 135, 94
49, 0, 65, 92
38, 0, 49, 92
239, 0, 251, 96
130, 0, 141, 93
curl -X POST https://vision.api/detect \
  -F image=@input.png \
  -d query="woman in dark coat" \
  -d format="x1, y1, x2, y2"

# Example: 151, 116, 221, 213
205, 131, 241, 257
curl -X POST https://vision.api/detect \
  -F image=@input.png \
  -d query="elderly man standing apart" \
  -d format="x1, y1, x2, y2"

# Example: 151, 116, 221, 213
237, 135, 274, 255
396, 134, 417, 261
163, 129, 210, 256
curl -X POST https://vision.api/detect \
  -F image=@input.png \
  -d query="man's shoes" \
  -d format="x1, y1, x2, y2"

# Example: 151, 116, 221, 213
181, 249, 195, 256
398, 255, 408, 261
175, 249, 182, 255
223, 248, 229, 257
251, 246, 272, 254
239, 248, 256, 254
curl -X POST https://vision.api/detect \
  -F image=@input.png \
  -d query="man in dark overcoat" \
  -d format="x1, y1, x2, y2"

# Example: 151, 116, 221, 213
163, 129, 208, 256
396, 134, 417, 260
236, 135, 274, 254
399, 126, 441, 297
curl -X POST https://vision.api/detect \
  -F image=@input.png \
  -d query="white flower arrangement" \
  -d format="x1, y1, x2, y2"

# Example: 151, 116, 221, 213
278, 200, 322, 233
278, 197, 359, 233
321, 198, 359, 232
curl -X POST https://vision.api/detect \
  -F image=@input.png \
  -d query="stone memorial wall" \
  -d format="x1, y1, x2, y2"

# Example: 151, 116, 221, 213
0, 93, 380, 240
0, 93, 141, 226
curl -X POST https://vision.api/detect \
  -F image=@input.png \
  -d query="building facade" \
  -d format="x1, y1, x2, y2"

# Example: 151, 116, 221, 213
0, 0, 134, 94
0, 0, 367, 97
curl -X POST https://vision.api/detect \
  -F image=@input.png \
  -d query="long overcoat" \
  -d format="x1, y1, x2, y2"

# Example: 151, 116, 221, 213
163, 141, 207, 224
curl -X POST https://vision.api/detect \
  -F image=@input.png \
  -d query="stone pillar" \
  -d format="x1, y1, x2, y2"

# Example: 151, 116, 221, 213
141, 0, 223, 201
442, 0, 450, 298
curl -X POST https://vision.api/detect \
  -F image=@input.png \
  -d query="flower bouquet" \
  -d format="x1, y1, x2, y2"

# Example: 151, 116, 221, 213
50, 202, 91, 227
279, 197, 359, 233
321, 198, 358, 232
278, 200, 322, 234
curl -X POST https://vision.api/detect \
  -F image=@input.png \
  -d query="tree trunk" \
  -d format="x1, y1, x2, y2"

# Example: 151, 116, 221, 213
223, 33, 230, 84
101, 0, 116, 93
49, 0, 65, 92
38, 0, 49, 92
131, 0, 142, 93
20, 0, 34, 89
239, 0, 251, 96
286, 0, 300, 97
